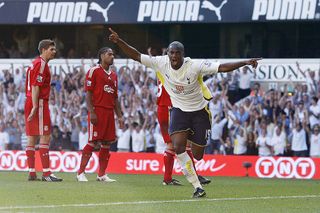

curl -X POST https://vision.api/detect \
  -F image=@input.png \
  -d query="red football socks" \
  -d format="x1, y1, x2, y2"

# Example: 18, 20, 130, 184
26, 146, 36, 177
39, 144, 51, 177
78, 143, 94, 175
163, 149, 175, 182
98, 146, 110, 177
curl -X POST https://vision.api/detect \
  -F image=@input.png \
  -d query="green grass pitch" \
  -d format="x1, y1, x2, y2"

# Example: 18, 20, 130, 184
0, 171, 320, 213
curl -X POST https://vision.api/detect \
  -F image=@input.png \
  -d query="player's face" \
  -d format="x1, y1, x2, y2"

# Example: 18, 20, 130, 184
43, 45, 57, 61
102, 49, 114, 65
167, 48, 184, 70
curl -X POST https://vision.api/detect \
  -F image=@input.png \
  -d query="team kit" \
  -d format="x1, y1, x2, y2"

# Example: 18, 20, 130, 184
24, 29, 260, 198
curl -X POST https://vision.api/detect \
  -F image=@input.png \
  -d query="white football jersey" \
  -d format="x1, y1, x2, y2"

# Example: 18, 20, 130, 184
141, 54, 220, 111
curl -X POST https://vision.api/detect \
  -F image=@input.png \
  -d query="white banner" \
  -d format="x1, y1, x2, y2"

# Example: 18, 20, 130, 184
0, 58, 319, 83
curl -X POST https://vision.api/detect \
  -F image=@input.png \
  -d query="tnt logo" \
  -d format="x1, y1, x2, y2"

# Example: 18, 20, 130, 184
255, 157, 315, 179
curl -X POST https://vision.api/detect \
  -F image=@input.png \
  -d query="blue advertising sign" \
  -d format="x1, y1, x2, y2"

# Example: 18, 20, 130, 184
0, 0, 319, 24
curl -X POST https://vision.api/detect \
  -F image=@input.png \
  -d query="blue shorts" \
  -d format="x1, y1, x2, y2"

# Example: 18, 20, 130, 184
169, 107, 211, 147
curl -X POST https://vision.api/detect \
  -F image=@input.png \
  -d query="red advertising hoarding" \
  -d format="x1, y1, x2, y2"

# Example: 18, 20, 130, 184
0, 151, 318, 179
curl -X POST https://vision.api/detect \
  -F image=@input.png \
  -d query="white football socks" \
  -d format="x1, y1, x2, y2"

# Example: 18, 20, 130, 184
176, 151, 202, 189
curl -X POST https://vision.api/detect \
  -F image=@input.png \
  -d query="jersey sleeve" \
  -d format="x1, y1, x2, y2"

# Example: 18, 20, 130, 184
198, 59, 220, 76
140, 54, 164, 71
85, 67, 96, 92
30, 60, 46, 87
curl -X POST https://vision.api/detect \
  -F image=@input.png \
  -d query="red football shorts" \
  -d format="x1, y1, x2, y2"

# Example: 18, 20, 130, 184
88, 107, 115, 142
157, 105, 171, 143
25, 98, 51, 136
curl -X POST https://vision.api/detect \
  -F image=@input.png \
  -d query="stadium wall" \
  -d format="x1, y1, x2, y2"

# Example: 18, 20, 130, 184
0, 151, 319, 180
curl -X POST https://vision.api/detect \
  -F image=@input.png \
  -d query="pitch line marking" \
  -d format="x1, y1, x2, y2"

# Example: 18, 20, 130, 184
0, 195, 319, 210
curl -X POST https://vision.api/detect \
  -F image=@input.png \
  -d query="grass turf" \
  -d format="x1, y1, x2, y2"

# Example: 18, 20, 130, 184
0, 171, 319, 213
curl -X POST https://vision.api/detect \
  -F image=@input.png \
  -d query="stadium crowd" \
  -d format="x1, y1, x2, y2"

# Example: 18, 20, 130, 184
0, 53, 320, 157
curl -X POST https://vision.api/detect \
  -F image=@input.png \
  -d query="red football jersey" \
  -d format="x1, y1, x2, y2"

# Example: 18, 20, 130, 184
85, 65, 118, 109
157, 81, 172, 107
25, 57, 51, 100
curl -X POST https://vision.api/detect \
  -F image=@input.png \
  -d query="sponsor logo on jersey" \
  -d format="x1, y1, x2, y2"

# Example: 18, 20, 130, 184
104, 85, 115, 93
252, 0, 318, 21
44, 126, 48, 131
137, 0, 228, 22
94, 131, 98, 137
175, 85, 184, 92
36, 75, 43, 82
27, 1, 114, 23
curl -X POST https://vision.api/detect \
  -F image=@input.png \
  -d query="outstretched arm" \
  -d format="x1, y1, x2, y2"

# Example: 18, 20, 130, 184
108, 28, 141, 62
218, 58, 262, 73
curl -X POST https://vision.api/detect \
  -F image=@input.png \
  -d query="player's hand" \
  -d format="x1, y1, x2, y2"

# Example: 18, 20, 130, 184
90, 111, 98, 125
108, 28, 119, 44
118, 117, 124, 129
245, 58, 262, 69
27, 107, 38, 121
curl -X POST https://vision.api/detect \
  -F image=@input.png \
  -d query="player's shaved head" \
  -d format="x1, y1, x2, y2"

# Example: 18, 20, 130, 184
168, 41, 184, 53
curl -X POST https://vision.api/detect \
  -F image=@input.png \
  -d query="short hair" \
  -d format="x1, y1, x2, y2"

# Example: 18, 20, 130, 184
167, 41, 184, 53
38, 39, 55, 54
97, 47, 111, 64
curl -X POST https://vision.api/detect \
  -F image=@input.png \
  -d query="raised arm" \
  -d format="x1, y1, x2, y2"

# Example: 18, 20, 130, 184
108, 28, 141, 62
218, 58, 262, 73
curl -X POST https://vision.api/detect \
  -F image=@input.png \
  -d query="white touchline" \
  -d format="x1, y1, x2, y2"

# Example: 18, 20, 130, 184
0, 195, 319, 210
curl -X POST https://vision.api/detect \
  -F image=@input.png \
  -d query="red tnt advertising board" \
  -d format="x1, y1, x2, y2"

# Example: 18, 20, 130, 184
0, 151, 319, 179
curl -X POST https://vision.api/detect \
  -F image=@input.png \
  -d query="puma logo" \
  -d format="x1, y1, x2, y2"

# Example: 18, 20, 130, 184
89, 1, 114, 22
0, 2, 5, 9
201, 0, 228, 21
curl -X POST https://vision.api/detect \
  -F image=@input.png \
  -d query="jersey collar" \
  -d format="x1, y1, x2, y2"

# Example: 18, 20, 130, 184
100, 65, 112, 75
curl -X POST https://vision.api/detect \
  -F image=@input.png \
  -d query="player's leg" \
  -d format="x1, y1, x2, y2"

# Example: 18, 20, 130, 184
40, 134, 63, 182
158, 105, 181, 185
169, 107, 204, 197
190, 107, 211, 160
171, 132, 204, 197
77, 141, 95, 181
186, 142, 211, 185
163, 142, 181, 185
26, 136, 39, 181
77, 110, 99, 181
96, 108, 116, 182
37, 100, 62, 182
96, 141, 116, 182
25, 98, 40, 181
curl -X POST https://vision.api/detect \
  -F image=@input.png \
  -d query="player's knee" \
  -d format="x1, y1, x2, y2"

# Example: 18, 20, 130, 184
173, 143, 185, 155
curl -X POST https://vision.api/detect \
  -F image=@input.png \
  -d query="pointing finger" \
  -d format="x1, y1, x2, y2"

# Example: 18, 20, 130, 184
108, 27, 116, 34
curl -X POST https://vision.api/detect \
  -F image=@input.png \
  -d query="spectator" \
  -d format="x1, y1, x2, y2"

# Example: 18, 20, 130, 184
256, 129, 272, 156
238, 66, 254, 100
0, 123, 9, 150
291, 121, 308, 157
116, 123, 131, 152
270, 125, 286, 156
6, 120, 21, 150
233, 126, 247, 155
206, 113, 228, 154
309, 125, 320, 157
50, 126, 63, 151
131, 119, 147, 153
246, 131, 257, 155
